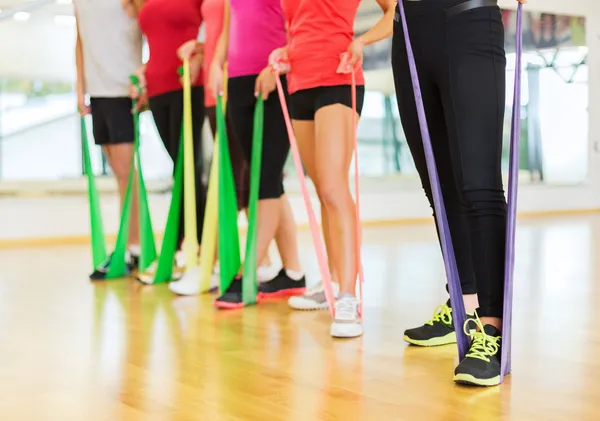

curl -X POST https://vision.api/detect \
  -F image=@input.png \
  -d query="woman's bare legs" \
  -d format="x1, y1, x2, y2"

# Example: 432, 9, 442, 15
313, 104, 357, 295
274, 194, 301, 271
291, 120, 338, 282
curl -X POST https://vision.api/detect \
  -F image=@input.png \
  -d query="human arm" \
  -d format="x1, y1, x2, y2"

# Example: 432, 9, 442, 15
121, 0, 145, 18
74, 9, 90, 116
208, 0, 230, 98
346, 0, 397, 68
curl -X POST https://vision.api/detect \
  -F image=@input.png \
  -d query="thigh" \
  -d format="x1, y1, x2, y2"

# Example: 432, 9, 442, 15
291, 119, 316, 179
105, 97, 135, 144
150, 93, 175, 160
314, 85, 365, 117
442, 5, 506, 192
227, 76, 256, 163
391, 15, 457, 204
191, 86, 206, 163
260, 84, 290, 180
167, 90, 184, 164
313, 100, 354, 188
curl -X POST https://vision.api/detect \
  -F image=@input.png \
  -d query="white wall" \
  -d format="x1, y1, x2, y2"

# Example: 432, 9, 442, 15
0, 15, 75, 81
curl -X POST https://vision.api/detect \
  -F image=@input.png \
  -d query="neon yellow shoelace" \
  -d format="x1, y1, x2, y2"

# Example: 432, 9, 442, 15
425, 304, 452, 326
463, 314, 501, 362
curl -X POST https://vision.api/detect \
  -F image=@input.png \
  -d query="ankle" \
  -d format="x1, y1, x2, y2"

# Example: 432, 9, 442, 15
480, 317, 502, 332
285, 268, 304, 281
462, 294, 479, 314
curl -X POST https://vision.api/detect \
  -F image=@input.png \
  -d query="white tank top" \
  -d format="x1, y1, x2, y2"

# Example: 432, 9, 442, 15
74, 0, 143, 98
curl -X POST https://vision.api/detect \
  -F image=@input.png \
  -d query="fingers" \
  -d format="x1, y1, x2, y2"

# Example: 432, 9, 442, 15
177, 40, 197, 61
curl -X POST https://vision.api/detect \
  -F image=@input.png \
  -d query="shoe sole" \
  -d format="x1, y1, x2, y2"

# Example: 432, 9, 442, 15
258, 287, 306, 299
288, 302, 329, 311
403, 331, 457, 347
453, 373, 501, 387
330, 323, 363, 338
214, 296, 261, 310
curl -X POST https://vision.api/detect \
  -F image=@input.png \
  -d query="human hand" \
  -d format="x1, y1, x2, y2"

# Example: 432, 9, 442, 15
208, 61, 224, 100
268, 46, 290, 73
129, 66, 146, 99
77, 91, 91, 116
178, 40, 204, 62
344, 38, 365, 72
254, 66, 276, 100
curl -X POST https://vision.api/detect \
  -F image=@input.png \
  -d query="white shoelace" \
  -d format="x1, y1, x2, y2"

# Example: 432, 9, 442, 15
335, 297, 359, 321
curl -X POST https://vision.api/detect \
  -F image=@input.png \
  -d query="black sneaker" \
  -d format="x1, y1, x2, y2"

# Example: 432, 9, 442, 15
89, 252, 138, 281
214, 276, 243, 309
404, 302, 461, 346
454, 321, 502, 387
258, 269, 306, 298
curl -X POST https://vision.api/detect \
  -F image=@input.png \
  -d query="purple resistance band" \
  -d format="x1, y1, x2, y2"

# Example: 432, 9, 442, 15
398, 0, 523, 381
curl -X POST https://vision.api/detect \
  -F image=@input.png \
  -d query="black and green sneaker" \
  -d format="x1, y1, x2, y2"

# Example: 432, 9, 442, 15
454, 319, 502, 387
404, 302, 460, 346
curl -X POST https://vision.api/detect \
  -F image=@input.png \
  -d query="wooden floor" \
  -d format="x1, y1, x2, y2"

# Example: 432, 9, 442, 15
1, 215, 600, 421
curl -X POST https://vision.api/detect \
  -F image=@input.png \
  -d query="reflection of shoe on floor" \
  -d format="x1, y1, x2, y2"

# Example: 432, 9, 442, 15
288, 281, 340, 310
169, 266, 220, 296
89, 251, 139, 281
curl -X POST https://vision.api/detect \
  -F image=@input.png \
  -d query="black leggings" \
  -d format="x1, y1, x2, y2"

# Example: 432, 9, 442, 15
392, 0, 507, 318
149, 87, 206, 247
206, 106, 250, 209
227, 75, 290, 200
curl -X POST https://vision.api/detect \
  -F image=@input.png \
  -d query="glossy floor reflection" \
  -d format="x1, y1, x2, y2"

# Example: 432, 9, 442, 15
1, 215, 599, 420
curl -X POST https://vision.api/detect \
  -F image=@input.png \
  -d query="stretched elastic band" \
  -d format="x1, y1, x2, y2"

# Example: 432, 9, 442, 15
274, 74, 336, 316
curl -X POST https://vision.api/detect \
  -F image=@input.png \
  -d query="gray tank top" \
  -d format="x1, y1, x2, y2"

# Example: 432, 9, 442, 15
74, 0, 143, 98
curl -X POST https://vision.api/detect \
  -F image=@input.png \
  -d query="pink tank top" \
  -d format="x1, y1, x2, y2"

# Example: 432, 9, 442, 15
202, 0, 224, 107
227, 0, 287, 78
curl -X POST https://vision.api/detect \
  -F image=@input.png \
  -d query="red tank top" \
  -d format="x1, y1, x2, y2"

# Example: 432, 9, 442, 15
282, 0, 364, 94
139, 0, 204, 98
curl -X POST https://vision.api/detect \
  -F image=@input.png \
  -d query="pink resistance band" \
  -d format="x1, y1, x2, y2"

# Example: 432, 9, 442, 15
272, 53, 364, 317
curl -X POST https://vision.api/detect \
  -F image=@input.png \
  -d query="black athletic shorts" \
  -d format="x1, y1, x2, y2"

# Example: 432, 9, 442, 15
289, 84, 365, 121
89, 97, 135, 145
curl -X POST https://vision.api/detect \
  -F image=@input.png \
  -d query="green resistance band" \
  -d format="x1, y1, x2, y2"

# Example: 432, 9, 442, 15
152, 127, 184, 284
81, 116, 108, 269
241, 97, 264, 305
216, 95, 241, 293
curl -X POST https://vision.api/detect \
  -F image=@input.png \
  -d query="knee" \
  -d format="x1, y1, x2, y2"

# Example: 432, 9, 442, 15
110, 160, 133, 181
462, 189, 507, 217
317, 183, 352, 214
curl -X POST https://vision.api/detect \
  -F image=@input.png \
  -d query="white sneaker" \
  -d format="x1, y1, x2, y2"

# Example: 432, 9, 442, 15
288, 282, 340, 310
330, 294, 363, 338
169, 266, 219, 296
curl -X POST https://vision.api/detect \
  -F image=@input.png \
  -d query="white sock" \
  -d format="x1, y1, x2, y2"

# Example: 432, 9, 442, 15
285, 269, 304, 281
128, 244, 141, 256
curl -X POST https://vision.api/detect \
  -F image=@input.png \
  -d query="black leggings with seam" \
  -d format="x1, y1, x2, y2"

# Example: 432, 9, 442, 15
149, 87, 206, 247
391, 0, 507, 318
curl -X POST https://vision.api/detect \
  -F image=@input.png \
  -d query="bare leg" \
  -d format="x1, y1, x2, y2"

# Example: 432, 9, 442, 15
313, 105, 357, 295
104, 144, 138, 246
244, 208, 273, 267
274, 194, 301, 271
291, 120, 337, 281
